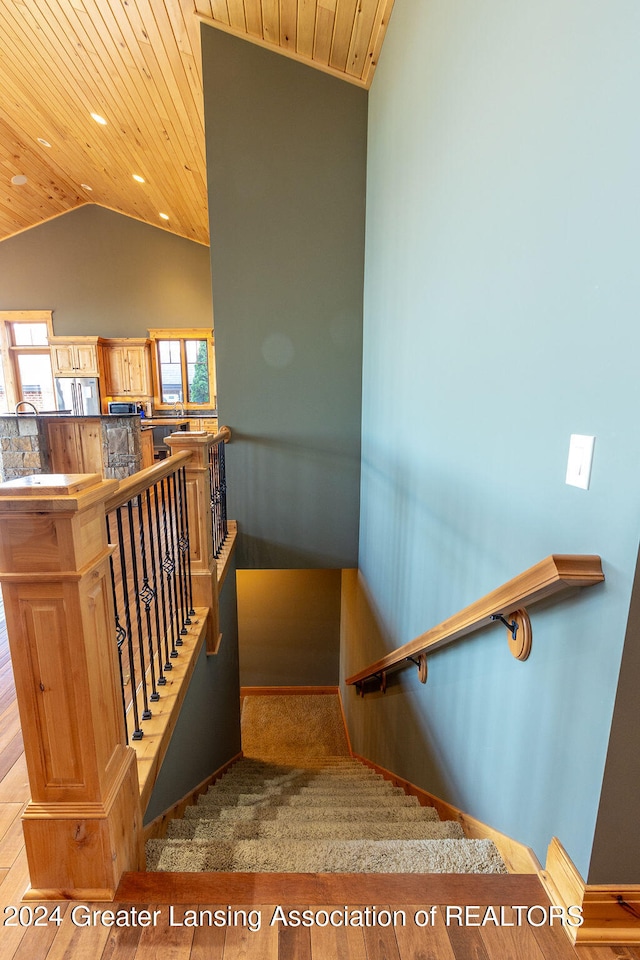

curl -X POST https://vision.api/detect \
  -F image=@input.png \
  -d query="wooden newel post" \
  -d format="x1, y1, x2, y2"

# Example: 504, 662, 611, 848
0, 473, 144, 900
165, 431, 220, 653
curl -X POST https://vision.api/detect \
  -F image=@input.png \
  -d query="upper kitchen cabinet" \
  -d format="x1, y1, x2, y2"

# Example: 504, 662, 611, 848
49, 336, 104, 377
103, 339, 153, 397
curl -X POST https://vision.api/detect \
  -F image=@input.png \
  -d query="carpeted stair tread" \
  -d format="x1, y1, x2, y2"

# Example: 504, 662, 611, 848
182, 803, 439, 822
165, 818, 466, 841
192, 792, 419, 809
147, 837, 507, 874
146, 751, 508, 875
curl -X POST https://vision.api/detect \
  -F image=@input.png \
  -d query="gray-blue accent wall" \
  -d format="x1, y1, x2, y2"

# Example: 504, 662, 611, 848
345, 0, 640, 882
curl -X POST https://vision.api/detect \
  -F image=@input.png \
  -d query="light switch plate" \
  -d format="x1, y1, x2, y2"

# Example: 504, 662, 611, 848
566, 434, 595, 490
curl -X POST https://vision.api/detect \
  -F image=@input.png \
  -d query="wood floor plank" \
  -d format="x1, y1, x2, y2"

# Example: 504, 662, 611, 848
98, 903, 146, 960
0, 807, 26, 869
277, 905, 312, 960
189, 911, 226, 960
222, 904, 278, 959
309, 905, 367, 960
0, 852, 31, 957
479, 913, 547, 960
0, 802, 22, 843
133, 903, 195, 960
446, 923, 492, 960
362, 911, 402, 960
43, 908, 112, 960
0, 733, 25, 784
115, 872, 322, 903
394, 905, 457, 960
0, 755, 29, 804
9, 903, 70, 960
530, 910, 588, 959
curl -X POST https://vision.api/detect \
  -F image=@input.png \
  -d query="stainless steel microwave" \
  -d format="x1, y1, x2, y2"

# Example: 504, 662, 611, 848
108, 401, 138, 415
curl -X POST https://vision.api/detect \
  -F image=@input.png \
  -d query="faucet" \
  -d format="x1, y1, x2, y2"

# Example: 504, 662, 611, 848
15, 400, 38, 415
172, 401, 185, 417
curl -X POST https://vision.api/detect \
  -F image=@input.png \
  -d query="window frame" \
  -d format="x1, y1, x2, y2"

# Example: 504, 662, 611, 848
148, 327, 216, 412
0, 310, 55, 411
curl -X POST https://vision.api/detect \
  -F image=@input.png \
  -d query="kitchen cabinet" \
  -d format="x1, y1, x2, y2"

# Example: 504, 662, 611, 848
104, 339, 152, 396
49, 336, 103, 377
188, 417, 218, 433
47, 419, 104, 475
140, 428, 155, 468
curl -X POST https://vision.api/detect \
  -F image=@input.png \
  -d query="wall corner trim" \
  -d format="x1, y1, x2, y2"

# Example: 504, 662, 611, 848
542, 836, 640, 944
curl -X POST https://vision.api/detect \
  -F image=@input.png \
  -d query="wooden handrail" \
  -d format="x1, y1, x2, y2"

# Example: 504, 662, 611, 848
105, 427, 231, 514
346, 555, 604, 686
105, 450, 191, 512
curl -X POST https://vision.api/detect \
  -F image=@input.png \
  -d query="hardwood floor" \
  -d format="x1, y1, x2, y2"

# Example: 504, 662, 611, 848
0, 593, 637, 959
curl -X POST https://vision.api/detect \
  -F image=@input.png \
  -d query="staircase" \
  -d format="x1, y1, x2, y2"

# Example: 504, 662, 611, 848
146, 755, 507, 874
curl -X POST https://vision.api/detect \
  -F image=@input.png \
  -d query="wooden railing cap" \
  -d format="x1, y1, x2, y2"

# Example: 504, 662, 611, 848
0, 472, 119, 513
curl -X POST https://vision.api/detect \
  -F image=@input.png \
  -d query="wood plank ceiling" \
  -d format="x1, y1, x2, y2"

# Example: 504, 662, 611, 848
0, 0, 394, 247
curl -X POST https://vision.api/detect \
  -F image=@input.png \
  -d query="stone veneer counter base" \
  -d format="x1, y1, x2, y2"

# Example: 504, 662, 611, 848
0, 414, 145, 481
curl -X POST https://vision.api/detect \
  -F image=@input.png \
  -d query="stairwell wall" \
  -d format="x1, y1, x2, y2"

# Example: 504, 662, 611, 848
201, 27, 367, 686
342, 0, 640, 882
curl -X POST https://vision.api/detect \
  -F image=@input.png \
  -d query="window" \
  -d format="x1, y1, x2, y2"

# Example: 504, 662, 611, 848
149, 328, 216, 410
0, 311, 55, 412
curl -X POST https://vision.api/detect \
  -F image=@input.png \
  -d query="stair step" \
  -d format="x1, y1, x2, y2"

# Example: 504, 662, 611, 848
193, 791, 419, 809
219, 769, 383, 784
147, 837, 507, 874
210, 782, 400, 796
166, 818, 465, 842
182, 803, 440, 822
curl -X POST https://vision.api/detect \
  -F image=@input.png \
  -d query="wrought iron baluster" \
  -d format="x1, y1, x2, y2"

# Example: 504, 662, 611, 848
106, 512, 130, 744
153, 478, 173, 671
145, 481, 167, 684
218, 438, 228, 544
127, 500, 154, 718
159, 474, 180, 658
176, 465, 193, 622
167, 470, 186, 640
115, 506, 143, 740
136, 489, 161, 699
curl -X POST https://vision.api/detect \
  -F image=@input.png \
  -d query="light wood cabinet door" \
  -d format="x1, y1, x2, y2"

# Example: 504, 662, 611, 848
104, 341, 152, 396
124, 346, 151, 395
76, 420, 104, 472
50, 343, 76, 377
74, 344, 100, 376
47, 421, 80, 473
49, 338, 101, 377
140, 429, 155, 469
47, 420, 103, 474
105, 346, 129, 394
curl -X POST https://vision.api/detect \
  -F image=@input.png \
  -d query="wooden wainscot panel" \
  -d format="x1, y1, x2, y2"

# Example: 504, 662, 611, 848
80, 561, 129, 793
19, 592, 85, 792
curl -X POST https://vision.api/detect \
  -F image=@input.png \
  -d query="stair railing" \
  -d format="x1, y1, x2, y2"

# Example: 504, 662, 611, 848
104, 452, 195, 744
346, 555, 604, 694
0, 427, 233, 899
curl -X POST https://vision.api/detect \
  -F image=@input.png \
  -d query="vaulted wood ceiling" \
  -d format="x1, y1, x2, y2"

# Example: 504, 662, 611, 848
0, 0, 394, 247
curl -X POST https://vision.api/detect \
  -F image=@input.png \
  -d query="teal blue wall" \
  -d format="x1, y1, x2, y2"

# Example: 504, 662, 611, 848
346, 0, 640, 879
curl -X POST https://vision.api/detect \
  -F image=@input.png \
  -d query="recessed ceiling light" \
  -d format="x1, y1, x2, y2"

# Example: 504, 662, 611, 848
91, 113, 107, 125
159, 212, 170, 220
80, 183, 93, 191
132, 174, 145, 183
11, 174, 27, 186
37, 138, 52, 148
